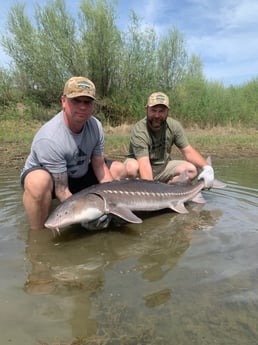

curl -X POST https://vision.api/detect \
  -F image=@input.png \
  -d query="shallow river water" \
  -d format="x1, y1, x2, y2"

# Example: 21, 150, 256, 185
0, 158, 257, 345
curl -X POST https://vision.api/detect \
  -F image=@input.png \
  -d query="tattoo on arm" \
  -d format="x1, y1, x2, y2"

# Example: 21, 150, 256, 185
52, 172, 69, 200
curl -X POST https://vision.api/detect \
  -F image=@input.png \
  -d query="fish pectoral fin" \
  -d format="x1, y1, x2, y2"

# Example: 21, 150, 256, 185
170, 202, 189, 214
109, 206, 142, 224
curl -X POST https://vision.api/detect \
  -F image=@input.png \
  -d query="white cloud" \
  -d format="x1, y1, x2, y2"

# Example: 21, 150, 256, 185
0, 0, 257, 85
182, 0, 258, 84
132, 0, 258, 85
218, 0, 258, 30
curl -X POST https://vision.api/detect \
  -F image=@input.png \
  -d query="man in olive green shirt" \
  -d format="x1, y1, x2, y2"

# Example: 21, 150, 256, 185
125, 92, 214, 188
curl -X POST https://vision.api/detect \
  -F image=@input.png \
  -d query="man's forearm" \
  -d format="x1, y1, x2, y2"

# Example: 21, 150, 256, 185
52, 172, 72, 202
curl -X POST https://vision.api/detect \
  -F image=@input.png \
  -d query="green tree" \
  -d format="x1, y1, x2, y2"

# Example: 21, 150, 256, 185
119, 12, 157, 93
0, 68, 18, 106
79, 0, 121, 97
156, 28, 188, 90
35, 0, 86, 83
1, 0, 84, 103
111, 11, 157, 121
3, 0, 257, 127
1, 4, 38, 88
186, 54, 204, 80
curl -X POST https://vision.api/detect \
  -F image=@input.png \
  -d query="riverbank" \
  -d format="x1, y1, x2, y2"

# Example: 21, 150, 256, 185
1, 123, 257, 169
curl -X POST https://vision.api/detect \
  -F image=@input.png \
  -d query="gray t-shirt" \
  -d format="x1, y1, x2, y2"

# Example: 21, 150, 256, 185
21, 111, 104, 178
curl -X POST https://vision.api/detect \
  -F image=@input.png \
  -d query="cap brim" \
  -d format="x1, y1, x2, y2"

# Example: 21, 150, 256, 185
65, 92, 96, 100
147, 102, 170, 109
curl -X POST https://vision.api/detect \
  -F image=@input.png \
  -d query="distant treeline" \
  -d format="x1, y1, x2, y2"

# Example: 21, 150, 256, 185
0, 0, 258, 127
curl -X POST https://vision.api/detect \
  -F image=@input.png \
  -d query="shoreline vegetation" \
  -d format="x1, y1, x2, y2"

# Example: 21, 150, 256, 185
1, 0, 257, 172
0, 120, 257, 170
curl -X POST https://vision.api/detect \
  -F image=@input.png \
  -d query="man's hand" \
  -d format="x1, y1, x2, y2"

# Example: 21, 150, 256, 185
81, 214, 111, 230
198, 165, 214, 188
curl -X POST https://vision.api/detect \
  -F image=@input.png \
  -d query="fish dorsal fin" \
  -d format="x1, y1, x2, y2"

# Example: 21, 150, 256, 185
206, 156, 212, 166
109, 206, 142, 224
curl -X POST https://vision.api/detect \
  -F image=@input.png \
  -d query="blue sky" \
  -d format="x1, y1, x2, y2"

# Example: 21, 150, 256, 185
1, 0, 257, 86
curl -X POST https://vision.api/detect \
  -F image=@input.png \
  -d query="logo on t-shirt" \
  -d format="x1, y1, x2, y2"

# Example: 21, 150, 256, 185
67, 147, 87, 175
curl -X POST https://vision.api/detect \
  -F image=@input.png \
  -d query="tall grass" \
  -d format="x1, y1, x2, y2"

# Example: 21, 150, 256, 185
0, 119, 257, 170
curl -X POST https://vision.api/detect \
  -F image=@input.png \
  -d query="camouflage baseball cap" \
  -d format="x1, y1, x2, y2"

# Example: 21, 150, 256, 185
146, 92, 170, 108
63, 76, 96, 99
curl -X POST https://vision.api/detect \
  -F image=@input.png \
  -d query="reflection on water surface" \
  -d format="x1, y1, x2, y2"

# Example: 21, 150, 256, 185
0, 159, 257, 345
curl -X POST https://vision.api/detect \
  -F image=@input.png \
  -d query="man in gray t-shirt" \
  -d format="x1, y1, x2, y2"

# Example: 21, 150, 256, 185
21, 76, 127, 230
125, 92, 214, 186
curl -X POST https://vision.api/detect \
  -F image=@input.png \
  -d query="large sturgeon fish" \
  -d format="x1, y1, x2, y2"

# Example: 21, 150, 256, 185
44, 176, 226, 232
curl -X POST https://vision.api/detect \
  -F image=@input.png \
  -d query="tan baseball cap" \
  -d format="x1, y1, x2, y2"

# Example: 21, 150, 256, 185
63, 76, 96, 99
146, 92, 170, 108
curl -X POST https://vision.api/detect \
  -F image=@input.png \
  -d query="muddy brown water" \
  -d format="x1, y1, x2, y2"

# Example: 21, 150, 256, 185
0, 158, 257, 345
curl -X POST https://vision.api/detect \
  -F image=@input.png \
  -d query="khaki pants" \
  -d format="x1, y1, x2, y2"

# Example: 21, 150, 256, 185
154, 160, 185, 182
125, 158, 185, 183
